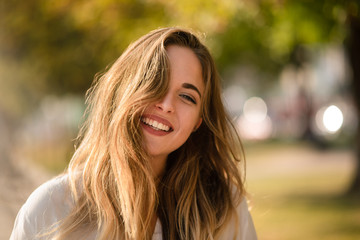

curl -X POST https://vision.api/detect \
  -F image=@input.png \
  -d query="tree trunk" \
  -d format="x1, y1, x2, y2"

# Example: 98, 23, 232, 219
347, 13, 360, 195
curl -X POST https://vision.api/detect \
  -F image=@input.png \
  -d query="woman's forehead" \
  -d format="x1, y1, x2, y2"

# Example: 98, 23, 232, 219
166, 45, 205, 95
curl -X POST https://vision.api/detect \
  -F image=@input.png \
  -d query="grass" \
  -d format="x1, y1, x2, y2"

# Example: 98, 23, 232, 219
18, 139, 360, 239
245, 142, 360, 240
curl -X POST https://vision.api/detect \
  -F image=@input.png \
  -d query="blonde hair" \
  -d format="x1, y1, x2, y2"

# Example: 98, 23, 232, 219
55, 27, 245, 240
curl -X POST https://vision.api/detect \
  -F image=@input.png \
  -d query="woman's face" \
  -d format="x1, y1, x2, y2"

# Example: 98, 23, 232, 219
141, 45, 204, 174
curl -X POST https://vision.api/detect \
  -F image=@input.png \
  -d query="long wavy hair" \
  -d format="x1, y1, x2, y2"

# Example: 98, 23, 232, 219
54, 27, 245, 240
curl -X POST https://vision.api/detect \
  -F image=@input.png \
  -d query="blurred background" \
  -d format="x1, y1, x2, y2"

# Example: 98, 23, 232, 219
1, 0, 359, 239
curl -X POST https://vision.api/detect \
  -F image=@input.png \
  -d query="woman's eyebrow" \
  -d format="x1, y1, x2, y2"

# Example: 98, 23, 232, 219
182, 83, 202, 98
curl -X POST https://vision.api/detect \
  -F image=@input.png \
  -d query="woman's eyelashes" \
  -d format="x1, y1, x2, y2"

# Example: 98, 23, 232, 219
180, 94, 197, 104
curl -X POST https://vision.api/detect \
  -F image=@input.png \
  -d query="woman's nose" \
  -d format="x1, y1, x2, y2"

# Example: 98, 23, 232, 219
155, 93, 175, 113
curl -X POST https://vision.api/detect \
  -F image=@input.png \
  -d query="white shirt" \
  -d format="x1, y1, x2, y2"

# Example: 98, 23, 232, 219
10, 175, 257, 240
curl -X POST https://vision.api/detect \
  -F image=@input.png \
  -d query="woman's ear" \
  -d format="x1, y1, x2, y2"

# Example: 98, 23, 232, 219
193, 118, 202, 132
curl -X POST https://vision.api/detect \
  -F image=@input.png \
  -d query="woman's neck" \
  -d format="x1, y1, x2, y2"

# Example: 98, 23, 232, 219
149, 154, 168, 179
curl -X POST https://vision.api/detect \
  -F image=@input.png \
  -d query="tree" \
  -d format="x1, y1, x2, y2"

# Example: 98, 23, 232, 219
0, 0, 238, 114
347, 10, 360, 194
0, 0, 240, 176
212, 0, 360, 195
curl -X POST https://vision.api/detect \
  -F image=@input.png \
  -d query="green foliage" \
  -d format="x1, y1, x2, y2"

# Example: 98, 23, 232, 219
213, 0, 348, 74
0, 0, 239, 117
0, 0, 356, 117
1, 0, 168, 95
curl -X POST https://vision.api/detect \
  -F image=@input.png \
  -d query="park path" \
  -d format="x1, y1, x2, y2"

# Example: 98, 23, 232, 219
0, 143, 356, 240
246, 143, 355, 180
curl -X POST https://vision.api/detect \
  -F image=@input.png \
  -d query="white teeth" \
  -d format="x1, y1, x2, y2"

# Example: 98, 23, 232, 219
142, 117, 171, 132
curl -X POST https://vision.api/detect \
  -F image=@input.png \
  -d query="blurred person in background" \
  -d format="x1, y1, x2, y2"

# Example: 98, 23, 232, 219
10, 27, 256, 240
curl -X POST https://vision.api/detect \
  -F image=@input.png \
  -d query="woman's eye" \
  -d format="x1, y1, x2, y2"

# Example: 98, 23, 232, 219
180, 94, 196, 104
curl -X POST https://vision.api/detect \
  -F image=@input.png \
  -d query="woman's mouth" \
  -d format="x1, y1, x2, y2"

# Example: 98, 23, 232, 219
141, 117, 173, 132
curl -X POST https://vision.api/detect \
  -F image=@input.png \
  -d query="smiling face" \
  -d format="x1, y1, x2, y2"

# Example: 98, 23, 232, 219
141, 45, 204, 176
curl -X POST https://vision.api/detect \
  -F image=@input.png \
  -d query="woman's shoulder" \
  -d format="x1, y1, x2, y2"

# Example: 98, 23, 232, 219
10, 174, 75, 239
219, 186, 258, 240
34, 174, 71, 202
231, 196, 257, 240
24, 174, 74, 214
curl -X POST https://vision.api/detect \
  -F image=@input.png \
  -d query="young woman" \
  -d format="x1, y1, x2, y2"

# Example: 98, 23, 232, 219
11, 27, 257, 240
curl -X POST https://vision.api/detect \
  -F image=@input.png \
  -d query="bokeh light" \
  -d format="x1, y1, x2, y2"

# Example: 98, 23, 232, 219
315, 104, 344, 134
238, 97, 272, 140
323, 105, 344, 133
243, 97, 268, 123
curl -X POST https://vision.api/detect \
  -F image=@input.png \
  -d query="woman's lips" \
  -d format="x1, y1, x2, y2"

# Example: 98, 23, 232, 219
141, 114, 173, 136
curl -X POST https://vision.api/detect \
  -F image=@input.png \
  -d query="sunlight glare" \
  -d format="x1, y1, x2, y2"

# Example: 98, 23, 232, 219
322, 105, 343, 133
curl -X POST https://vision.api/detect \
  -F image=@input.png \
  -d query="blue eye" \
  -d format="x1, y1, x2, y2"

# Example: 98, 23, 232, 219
180, 94, 196, 104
